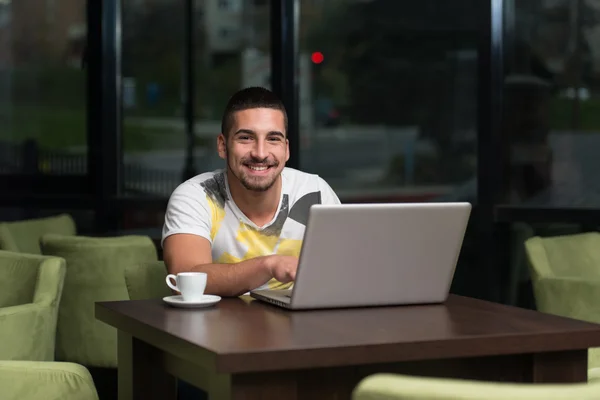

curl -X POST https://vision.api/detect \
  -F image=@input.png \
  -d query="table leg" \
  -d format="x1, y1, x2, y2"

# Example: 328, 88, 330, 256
118, 331, 178, 400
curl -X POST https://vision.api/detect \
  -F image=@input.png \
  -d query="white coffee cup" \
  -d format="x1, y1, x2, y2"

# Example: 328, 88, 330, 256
165, 272, 207, 302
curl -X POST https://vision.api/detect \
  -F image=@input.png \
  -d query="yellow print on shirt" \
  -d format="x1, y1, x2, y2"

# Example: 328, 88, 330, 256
206, 195, 226, 241
217, 222, 302, 290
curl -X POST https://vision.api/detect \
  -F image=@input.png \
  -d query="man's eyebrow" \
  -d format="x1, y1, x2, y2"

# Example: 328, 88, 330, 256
233, 129, 255, 136
267, 131, 285, 138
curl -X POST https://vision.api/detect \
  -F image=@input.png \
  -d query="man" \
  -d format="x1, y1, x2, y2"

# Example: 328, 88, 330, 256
162, 87, 340, 297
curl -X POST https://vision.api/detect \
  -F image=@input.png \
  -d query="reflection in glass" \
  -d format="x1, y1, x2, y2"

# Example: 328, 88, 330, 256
299, 0, 481, 203
121, 0, 270, 199
505, 0, 600, 207
121, 1, 186, 197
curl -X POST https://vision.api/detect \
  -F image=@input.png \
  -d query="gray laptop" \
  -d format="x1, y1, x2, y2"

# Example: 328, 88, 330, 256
250, 202, 471, 310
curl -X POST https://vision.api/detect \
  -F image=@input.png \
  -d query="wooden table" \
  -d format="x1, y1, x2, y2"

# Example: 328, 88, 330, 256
95, 295, 600, 400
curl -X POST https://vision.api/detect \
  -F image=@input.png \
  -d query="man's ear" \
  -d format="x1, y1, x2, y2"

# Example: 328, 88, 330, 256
217, 134, 227, 160
285, 138, 290, 162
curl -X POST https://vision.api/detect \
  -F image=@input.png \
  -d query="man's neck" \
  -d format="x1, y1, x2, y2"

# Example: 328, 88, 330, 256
226, 169, 282, 227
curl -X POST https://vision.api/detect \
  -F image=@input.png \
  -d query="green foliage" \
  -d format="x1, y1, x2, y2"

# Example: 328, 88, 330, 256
0, 106, 86, 148
120, 3, 241, 119
549, 98, 600, 131
8, 67, 85, 108
1, 105, 189, 152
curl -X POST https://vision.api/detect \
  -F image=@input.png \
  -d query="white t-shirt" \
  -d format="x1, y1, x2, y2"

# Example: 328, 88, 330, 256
162, 167, 341, 290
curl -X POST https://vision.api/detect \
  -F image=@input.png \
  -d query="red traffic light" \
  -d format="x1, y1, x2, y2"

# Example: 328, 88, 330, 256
311, 52, 324, 64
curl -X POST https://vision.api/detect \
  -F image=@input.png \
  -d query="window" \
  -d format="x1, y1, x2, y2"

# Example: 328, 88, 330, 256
120, 0, 269, 201
502, 0, 600, 208
0, 2, 9, 28
0, 0, 87, 176
220, 28, 232, 38
299, 0, 482, 204
218, 0, 231, 10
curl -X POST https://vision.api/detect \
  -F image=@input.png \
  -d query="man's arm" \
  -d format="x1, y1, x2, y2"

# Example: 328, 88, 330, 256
163, 234, 295, 297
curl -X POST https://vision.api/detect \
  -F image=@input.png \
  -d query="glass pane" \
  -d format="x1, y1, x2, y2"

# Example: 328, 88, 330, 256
121, 1, 186, 197
504, 0, 600, 208
0, 0, 87, 175
299, 0, 481, 203
121, 0, 268, 200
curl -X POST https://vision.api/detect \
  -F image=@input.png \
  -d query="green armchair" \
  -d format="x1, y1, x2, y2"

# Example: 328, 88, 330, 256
0, 251, 66, 361
0, 214, 76, 254
352, 373, 600, 400
0, 361, 98, 400
525, 232, 600, 369
124, 261, 171, 300
40, 234, 158, 368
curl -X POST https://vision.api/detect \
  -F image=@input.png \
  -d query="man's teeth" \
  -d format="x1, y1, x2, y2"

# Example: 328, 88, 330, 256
248, 165, 268, 171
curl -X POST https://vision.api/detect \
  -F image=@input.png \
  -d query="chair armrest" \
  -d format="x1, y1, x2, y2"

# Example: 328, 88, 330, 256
352, 373, 598, 400
0, 360, 98, 400
532, 276, 600, 370
33, 257, 66, 306
0, 223, 19, 252
0, 302, 56, 361
532, 276, 600, 324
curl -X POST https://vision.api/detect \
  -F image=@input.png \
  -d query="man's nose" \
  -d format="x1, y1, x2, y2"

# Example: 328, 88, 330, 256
250, 140, 268, 160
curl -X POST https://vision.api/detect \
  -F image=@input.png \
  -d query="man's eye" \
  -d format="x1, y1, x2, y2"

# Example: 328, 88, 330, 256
268, 137, 282, 141
238, 136, 251, 140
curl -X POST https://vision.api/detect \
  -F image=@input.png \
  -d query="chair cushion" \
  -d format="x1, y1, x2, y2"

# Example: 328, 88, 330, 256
125, 261, 171, 300
41, 234, 157, 368
526, 232, 600, 279
0, 214, 76, 254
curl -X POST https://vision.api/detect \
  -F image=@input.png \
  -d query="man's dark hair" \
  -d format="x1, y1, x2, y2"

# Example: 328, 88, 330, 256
221, 87, 288, 137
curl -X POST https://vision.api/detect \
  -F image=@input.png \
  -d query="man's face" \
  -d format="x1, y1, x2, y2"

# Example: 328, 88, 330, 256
218, 108, 289, 192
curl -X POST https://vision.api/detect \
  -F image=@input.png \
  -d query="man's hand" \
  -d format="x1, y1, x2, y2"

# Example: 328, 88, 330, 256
164, 234, 300, 296
267, 255, 299, 283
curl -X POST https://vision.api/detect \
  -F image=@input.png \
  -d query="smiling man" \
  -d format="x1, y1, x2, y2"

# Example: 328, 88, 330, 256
162, 87, 340, 297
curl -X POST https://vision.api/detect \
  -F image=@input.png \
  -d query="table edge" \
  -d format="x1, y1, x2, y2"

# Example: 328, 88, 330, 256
95, 300, 600, 374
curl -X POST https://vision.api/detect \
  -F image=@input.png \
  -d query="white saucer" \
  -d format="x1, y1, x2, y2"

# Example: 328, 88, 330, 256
162, 294, 221, 309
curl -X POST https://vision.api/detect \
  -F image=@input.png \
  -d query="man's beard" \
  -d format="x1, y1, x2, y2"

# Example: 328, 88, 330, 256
226, 151, 280, 192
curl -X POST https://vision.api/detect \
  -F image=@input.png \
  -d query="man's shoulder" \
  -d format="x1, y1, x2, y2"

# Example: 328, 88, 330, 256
282, 167, 322, 185
282, 167, 332, 194
171, 169, 227, 199
184, 169, 225, 186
